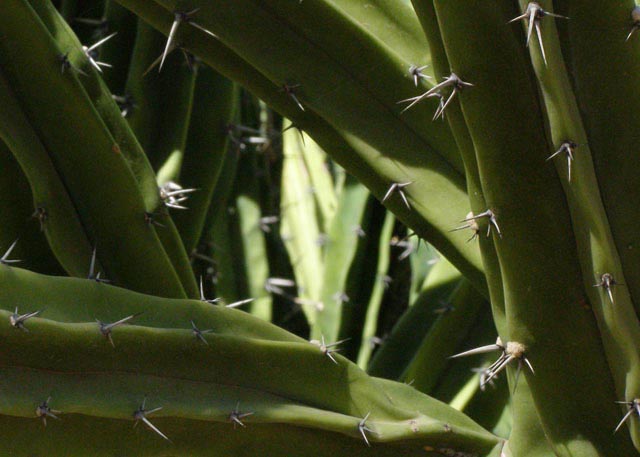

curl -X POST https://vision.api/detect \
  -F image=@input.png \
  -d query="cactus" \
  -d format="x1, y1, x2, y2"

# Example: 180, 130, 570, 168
1, 0, 640, 455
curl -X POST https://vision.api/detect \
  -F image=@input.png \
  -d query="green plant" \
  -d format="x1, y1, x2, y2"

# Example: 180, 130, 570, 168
0, 0, 638, 455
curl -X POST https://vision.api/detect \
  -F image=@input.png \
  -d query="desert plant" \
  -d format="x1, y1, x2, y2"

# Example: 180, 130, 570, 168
0, 0, 638, 455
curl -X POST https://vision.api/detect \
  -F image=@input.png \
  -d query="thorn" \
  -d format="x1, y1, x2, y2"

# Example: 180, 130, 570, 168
628, 7, 640, 41
57, 53, 87, 76
134, 398, 170, 441
264, 277, 296, 296
281, 84, 305, 111
462, 209, 501, 238
381, 182, 412, 210
199, 276, 220, 304
594, 273, 622, 305
615, 399, 640, 433
408, 64, 431, 87
10, 307, 43, 332
310, 336, 349, 364
190, 320, 212, 345
455, 339, 533, 390
82, 32, 117, 73
31, 207, 48, 231
509, 2, 568, 66
159, 9, 217, 73
87, 246, 111, 283
358, 412, 375, 446
229, 402, 254, 428
97, 312, 142, 347
449, 338, 504, 359
144, 211, 165, 228
159, 181, 198, 210
546, 141, 577, 182
352, 225, 366, 237
225, 298, 254, 309
259, 216, 279, 233
112, 94, 136, 117
390, 236, 414, 261
451, 211, 480, 242
282, 122, 306, 146
332, 291, 350, 305
0, 239, 21, 265
398, 72, 472, 114
36, 397, 60, 426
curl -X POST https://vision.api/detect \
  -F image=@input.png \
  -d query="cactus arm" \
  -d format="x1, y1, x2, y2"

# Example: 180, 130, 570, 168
280, 126, 326, 326
431, 1, 635, 454
315, 176, 370, 343
356, 211, 394, 368
125, 22, 196, 176
113, 0, 489, 297
0, 0, 191, 298
519, 0, 640, 448
556, 0, 640, 318
411, 3, 553, 454
329, 0, 430, 66
0, 141, 65, 275
0, 267, 501, 455
367, 258, 461, 380
28, 0, 200, 298
403, 279, 486, 394
0, 68, 94, 278
172, 68, 238, 253
100, 1, 138, 94
235, 152, 273, 322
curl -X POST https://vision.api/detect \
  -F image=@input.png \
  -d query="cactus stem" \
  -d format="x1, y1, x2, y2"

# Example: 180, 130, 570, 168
614, 399, 640, 433
97, 313, 143, 347
397, 73, 472, 114
546, 141, 577, 182
593, 273, 622, 305
358, 412, 375, 447
229, 402, 254, 428
190, 320, 213, 345
134, 398, 170, 441
56, 53, 86, 76
31, 207, 47, 232
461, 210, 500, 239
36, 397, 60, 427
627, 7, 640, 41
508, 2, 569, 66
311, 336, 349, 364
82, 32, 117, 73
280, 84, 305, 111
382, 182, 412, 210
0, 239, 21, 265
9, 307, 43, 332
408, 65, 431, 87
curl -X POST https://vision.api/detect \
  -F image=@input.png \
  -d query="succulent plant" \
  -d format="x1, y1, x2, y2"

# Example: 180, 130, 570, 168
0, 0, 639, 455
